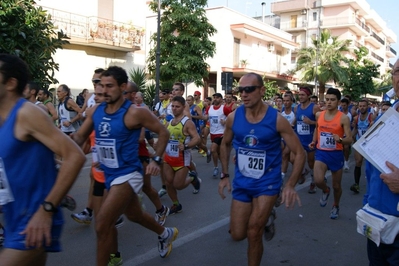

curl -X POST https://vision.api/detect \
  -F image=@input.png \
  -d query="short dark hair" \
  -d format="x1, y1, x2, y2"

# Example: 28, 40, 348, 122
326, 88, 341, 100
94, 68, 105, 74
127, 81, 139, 92
310, 95, 318, 100
381, 101, 392, 107
28, 81, 41, 96
173, 82, 185, 91
206, 97, 212, 102
232, 96, 237, 101
172, 96, 186, 106
225, 92, 233, 96
101, 66, 128, 86
340, 98, 349, 104
39, 88, 52, 99
0, 54, 30, 95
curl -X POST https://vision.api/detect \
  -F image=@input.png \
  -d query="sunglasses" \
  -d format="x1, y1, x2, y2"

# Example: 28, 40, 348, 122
123, 91, 135, 95
161, 92, 167, 95
92, 79, 101, 84
237, 86, 261, 94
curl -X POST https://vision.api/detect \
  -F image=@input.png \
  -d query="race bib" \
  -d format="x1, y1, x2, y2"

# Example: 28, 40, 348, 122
319, 132, 336, 150
358, 128, 367, 137
297, 121, 310, 135
96, 139, 119, 168
166, 140, 179, 157
237, 148, 266, 179
210, 116, 219, 126
0, 157, 14, 205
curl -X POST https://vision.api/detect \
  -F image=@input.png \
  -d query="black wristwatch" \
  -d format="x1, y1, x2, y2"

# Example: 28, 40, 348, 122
42, 201, 58, 213
220, 173, 230, 179
152, 156, 162, 165
184, 144, 189, 150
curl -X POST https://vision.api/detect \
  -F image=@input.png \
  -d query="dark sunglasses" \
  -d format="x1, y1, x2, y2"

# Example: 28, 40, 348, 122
237, 86, 261, 94
92, 79, 101, 84
161, 92, 167, 95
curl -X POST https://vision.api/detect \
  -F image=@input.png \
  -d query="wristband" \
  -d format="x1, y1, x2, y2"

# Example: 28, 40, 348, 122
220, 173, 229, 179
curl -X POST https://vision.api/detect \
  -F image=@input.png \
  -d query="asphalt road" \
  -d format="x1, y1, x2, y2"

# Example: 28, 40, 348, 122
1, 150, 370, 266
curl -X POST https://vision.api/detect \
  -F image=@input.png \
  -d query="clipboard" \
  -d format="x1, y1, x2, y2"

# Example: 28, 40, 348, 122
353, 107, 399, 174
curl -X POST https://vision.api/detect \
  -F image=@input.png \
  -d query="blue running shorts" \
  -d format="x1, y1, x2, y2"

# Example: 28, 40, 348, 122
315, 149, 344, 172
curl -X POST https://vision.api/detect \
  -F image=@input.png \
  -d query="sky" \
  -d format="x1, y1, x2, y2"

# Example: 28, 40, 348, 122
206, 0, 399, 64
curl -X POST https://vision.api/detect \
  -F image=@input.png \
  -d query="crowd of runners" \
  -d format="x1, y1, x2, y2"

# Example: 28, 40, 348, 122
1, 54, 398, 266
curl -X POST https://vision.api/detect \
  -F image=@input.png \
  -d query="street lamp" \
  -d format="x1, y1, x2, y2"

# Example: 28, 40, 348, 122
155, 0, 161, 105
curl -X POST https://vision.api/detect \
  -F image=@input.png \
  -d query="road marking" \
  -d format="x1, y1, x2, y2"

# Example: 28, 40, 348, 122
127, 217, 230, 266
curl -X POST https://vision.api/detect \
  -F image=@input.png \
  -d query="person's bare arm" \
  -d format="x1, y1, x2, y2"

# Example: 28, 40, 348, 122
278, 114, 305, 208
46, 102, 58, 121
218, 111, 235, 199
17, 103, 86, 248
66, 98, 83, 124
71, 105, 97, 145
183, 120, 201, 149
340, 115, 352, 145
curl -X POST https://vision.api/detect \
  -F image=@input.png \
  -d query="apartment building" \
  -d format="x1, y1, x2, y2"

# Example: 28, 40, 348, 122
270, 0, 397, 77
146, 6, 299, 96
36, 0, 147, 95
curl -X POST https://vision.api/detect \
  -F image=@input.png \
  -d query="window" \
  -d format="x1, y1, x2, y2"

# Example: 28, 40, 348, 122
233, 38, 240, 67
313, 12, 317, 21
291, 56, 296, 64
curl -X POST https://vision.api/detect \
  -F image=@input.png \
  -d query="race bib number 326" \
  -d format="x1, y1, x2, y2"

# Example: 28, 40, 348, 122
237, 148, 266, 179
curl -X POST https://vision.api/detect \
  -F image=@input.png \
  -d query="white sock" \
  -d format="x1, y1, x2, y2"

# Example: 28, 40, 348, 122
160, 228, 169, 238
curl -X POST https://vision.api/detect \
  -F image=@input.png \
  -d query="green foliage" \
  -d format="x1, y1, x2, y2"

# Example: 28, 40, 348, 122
296, 29, 350, 100
129, 67, 147, 89
0, 0, 69, 87
340, 46, 380, 100
262, 79, 279, 101
147, 0, 217, 86
143, 82, 156, 107
373, 72, 392, 93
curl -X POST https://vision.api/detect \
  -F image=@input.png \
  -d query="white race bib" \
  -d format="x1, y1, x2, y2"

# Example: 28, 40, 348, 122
319, 132, 336, 150
210, 116, 219, 126
166, 140, 179, 157
0, 157, 14, 205
297, 121, 310, 135
96, 139, 119, 168
92, 146, 99, 163
237, 148, 266, 179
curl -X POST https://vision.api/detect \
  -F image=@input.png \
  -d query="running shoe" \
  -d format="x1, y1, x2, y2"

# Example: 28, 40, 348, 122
71, 208, 92, 225
108, 253, 123, 266
61, 194, 77, 211
158, 227, 179, 258
298, 169, 309, 184
169, 204, 182, 215
330, 206, 340, 220
115, 216, 124, 229
189, 171, 202, 194
350, 183, 360, 194
158, 188, 167, 198
308, 182, 317, 194
156, 206, 170, 226
344, 161, 350, 172
206, 151, 212, 163
213, 167, 219, 178
319, 187, 330, 207
264, 208, 277, 241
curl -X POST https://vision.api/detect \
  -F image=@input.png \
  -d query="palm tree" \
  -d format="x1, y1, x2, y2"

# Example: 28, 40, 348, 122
296, 29, 351, 100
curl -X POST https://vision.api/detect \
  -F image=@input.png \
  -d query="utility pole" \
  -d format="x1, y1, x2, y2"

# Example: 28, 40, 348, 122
155, 0, 161, 105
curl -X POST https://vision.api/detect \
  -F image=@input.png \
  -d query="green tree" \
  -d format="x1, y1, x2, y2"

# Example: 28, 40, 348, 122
147, 0, 217, 86
262, 79, 279, 101
0, 0, 69, 87
340, 46, 380, 100
296, 29, 350, 101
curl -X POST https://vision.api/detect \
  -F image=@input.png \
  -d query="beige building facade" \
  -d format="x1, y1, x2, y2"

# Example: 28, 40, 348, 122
270, 0, 397, 76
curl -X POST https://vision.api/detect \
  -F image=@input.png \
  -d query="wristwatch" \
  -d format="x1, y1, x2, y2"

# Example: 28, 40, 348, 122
338, 137, 343, 143
42, 201, 58, 213
184, 144, 189, 150
220, 173, 230, 179
152, 156, 162, 165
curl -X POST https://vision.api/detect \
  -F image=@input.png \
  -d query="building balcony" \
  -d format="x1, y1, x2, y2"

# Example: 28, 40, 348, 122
41, 6, 144, 52
278, 20, 308, 32
370, 51, 384, 63
365, 31, 384, 48
349, 40, 363, 50
320, 16, 369, 36
271, 0, 309, 15
386, 45, 397, 58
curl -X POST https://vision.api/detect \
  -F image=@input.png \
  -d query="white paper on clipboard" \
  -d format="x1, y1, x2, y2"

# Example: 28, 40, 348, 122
353, 107, 399, 174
